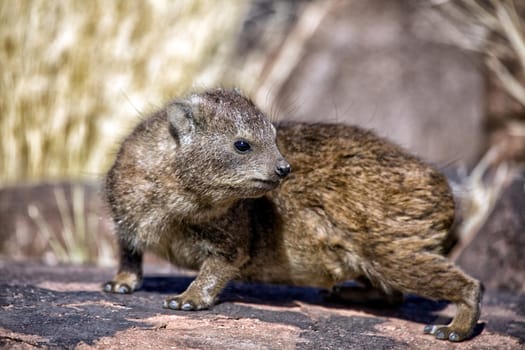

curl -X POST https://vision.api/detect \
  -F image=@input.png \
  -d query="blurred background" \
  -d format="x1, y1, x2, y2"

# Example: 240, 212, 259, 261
1, 1, 524, 294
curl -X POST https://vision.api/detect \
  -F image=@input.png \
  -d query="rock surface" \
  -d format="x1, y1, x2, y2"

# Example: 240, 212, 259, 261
258, 0, 485, 167
1, 261, 524, 349
457, 173, 525, 294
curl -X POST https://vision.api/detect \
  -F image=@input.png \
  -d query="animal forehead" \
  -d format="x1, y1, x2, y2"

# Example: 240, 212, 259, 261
196, 90, 275, 137
199, 89, 253, 106
197, 89, 261, 118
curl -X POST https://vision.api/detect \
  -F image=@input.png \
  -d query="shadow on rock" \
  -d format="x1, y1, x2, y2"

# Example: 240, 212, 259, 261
141, 275, 470, 331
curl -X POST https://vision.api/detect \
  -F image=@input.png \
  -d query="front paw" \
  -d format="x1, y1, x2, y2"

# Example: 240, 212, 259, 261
163, 292, 213, 311
103, 281, 133, 294
102, 271, 141, 294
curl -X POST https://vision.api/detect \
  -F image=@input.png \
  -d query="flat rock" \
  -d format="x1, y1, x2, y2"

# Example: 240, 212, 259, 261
267, 0, 485, 166
1, 262, 524, 349
457, 173, 525, 294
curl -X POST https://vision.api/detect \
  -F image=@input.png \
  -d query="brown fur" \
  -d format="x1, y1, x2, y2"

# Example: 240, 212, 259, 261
103, 88, 482, 342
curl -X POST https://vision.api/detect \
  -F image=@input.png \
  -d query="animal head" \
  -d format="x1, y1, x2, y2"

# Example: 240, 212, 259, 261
167, 89, 290, 201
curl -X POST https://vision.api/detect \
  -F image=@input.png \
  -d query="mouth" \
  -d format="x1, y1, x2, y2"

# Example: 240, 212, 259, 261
251, 178, 280, 189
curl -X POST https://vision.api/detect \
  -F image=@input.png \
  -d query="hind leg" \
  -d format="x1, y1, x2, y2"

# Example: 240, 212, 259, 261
377, 252, 482, 342
421, 276, 482, 341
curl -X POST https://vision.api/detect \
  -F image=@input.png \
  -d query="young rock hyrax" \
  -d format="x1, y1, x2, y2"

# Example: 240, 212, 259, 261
103, 88, 482, 342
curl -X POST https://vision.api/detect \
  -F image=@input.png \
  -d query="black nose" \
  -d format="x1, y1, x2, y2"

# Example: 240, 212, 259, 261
275, 160, 291, 178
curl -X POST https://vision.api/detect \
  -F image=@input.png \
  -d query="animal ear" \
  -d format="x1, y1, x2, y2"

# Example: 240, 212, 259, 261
166, 95, 201, 144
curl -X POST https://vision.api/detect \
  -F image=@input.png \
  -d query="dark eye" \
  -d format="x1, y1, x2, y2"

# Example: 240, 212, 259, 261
234, 140, 251, 153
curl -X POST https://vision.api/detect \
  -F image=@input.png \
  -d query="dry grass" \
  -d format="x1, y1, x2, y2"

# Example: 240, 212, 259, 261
449, 146, 513, 260
0, 0, 247, 185
26, 185, 114, 266
427, 0, 525, 107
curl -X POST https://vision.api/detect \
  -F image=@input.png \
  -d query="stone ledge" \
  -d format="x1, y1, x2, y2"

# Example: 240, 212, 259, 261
0, 262, 523, 349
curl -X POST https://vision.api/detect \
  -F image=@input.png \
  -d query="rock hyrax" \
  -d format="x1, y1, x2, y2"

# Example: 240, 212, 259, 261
103, 88, 482, 342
